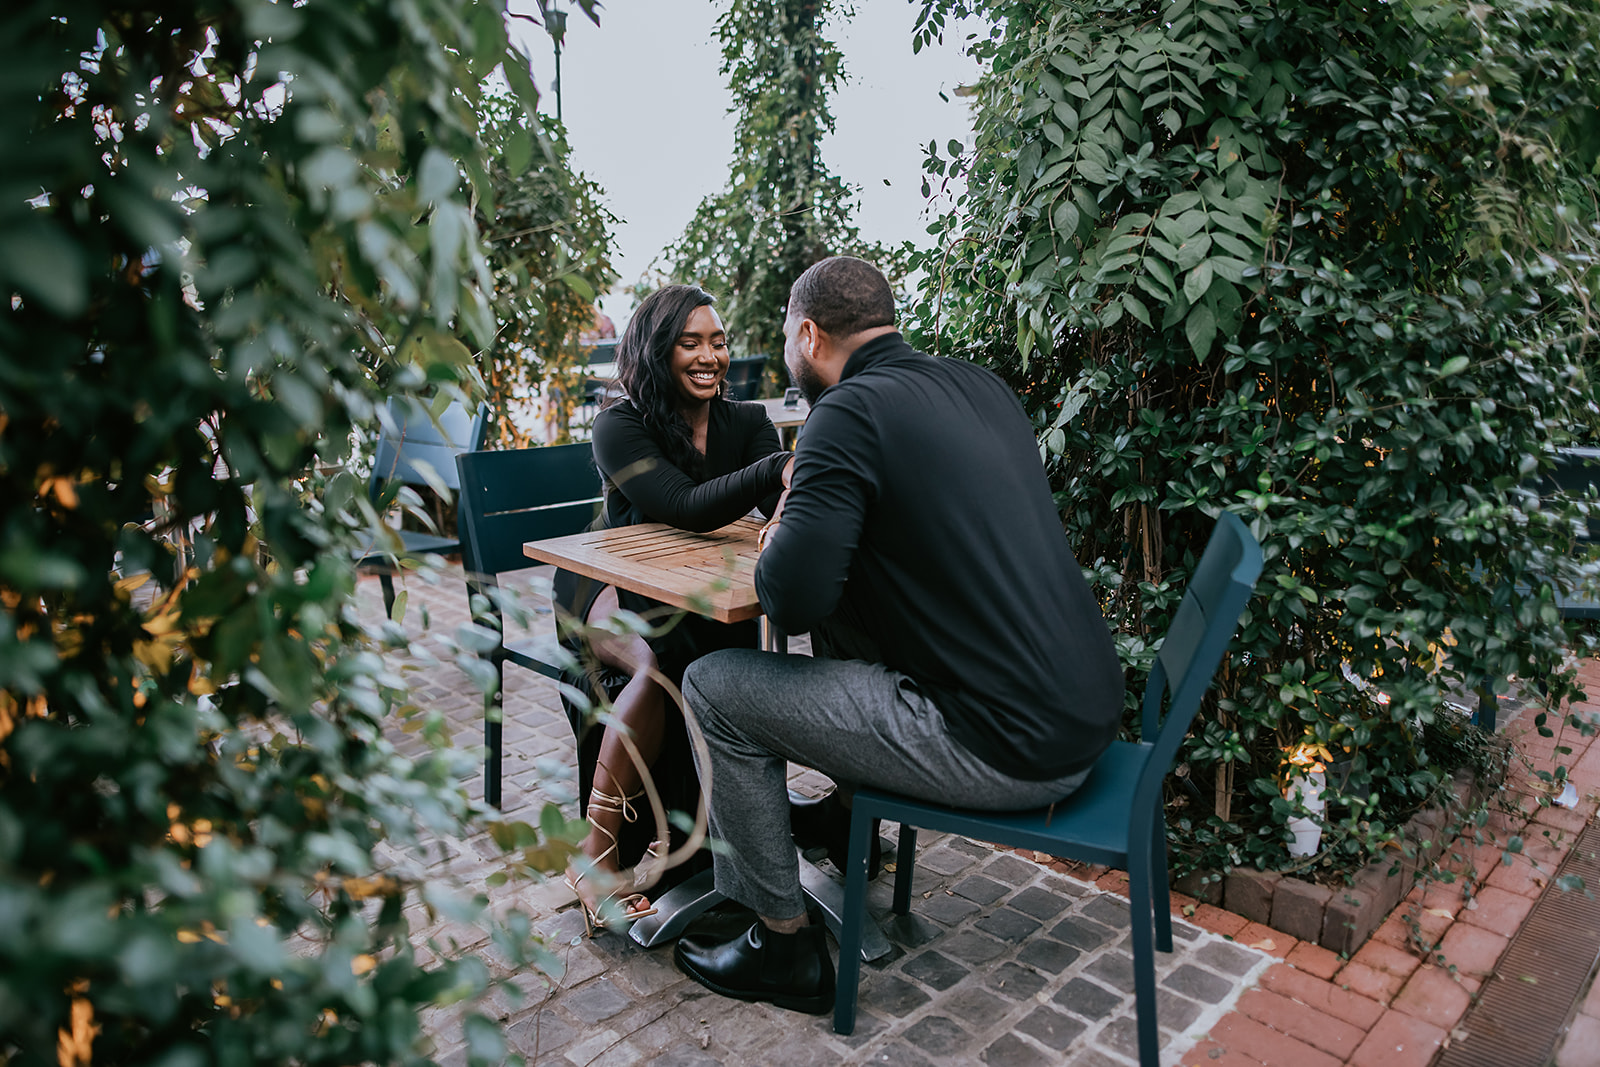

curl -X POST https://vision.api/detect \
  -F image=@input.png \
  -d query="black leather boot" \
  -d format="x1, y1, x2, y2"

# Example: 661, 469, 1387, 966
789, 791, 881, 880
674, 920, 836, 1015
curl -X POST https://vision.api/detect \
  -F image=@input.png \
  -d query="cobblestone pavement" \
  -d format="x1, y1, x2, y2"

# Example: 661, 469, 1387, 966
361, 566, 1275, 1066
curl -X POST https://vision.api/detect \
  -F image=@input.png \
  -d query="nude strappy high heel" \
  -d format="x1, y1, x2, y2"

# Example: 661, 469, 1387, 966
564, 786, 659, 935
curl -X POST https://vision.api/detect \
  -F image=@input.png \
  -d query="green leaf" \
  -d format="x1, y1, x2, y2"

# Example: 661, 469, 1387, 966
563, 273, 596, 303
1053, 200, 1081, 235
505, 127, 533, 176
1123, 293, 1151, 327
0, 220, 88, 317
1439, 355, 1470, 377
1183, 260, 1214, 302
1144, 257, 1176, 294
1185, 304, 1217, 362
1175, 232, 1212, 271
418, 147, 459, 203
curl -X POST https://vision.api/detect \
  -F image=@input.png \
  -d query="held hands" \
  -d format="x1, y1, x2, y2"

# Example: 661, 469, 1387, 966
759, 456, 796, 551
758, 491, 787, 551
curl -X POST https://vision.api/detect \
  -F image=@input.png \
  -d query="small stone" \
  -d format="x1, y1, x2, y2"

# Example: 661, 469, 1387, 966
1050, 915, 1114, 951
902, 950, 971, 991
985, 854, 1041, 883
942, 931, 1008, 964
981, 1033, 1052, 1066
1017, 939, 1082, 974
1086, 951, 1136, 994
1160, 964, 1233, 1004
987, 961, 1049, 1000
1053, 977, 1125, 1020
1010, 886, 1073, 920
975, 908, 1043, 943
921, 893, 982, 925
862, 973, 931, 1016
1080, 894, 1131, 927
1016, 1005, 1089, 1051
1194, 940, 1260, 976
903, 1015, 971, 1056
953, 875, 1010, 905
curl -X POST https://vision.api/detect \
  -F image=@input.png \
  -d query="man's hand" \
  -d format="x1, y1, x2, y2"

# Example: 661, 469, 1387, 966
760, 457, 796, 552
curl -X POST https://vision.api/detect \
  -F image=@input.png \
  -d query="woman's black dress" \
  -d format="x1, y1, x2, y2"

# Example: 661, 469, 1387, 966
552, 397, 787, 876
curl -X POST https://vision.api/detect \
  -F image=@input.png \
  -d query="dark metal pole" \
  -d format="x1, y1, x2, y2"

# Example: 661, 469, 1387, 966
547, 8, 567, 123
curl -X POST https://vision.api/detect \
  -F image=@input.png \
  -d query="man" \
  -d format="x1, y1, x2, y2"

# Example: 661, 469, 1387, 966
674, 256, 1125, 1013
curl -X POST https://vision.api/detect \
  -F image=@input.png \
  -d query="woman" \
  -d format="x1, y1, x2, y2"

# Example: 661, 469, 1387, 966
555, 284, 789, 932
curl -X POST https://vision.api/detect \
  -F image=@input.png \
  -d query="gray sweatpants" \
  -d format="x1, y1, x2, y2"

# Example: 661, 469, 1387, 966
681, 643, 1091, 919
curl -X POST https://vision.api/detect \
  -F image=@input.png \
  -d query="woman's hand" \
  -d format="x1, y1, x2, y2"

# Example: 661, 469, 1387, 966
759, 487, 789, 551
781, 455, 795, 489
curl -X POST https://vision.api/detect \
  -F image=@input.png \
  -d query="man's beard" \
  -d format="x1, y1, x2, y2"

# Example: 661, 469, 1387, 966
791, 358, 828, 405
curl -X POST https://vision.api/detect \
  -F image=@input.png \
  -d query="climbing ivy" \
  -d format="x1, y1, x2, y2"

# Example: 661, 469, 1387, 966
662, 0, 900, 380
475, 91, 617, 446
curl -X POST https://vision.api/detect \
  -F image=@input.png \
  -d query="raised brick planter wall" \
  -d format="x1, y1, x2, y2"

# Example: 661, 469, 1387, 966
1174, 765, 1498, 957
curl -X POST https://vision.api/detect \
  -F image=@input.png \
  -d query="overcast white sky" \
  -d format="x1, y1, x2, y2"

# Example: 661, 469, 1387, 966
505, 0, 982, 326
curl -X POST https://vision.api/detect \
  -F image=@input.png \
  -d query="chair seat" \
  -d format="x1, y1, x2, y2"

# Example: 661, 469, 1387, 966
354, 528, 461, 565
854, 740, 1154, 869
503, 628, 567, 682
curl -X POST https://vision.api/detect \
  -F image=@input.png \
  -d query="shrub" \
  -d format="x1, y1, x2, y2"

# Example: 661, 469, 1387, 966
0, 1, 583, 1062
475, 91, 617, 446
911, 0, 1600, 875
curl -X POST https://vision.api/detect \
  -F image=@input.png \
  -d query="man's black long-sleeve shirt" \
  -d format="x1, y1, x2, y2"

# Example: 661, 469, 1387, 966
755, 333, 1124, 780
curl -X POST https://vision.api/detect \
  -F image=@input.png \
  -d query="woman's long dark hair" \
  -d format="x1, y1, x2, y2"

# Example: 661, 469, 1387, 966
609, 284, 718, 477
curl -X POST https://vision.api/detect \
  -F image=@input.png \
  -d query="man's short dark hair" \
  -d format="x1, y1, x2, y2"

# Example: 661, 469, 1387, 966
788, 256, 895, 338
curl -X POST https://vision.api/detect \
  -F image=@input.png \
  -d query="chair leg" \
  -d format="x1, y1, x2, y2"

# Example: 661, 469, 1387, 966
1127, 850, 1160, 1067
833, 803, 877, 1035
484, 655, 504, 809
893, 826, 918, 915
379, 571, 396, 617
1153, 817, 1173, 954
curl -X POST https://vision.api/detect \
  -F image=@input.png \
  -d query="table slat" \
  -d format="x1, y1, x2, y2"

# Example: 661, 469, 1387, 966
524, 517, 764, 623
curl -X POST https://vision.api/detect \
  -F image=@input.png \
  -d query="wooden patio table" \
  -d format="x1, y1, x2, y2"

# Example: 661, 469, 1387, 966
522, 515, 890, 960
523, 515, 766, 624
752, 395, 809, 434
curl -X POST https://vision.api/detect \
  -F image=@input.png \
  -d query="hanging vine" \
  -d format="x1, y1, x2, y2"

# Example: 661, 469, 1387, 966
661, 0, 902, 382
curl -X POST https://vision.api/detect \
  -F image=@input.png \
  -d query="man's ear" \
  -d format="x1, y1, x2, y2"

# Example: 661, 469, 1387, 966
800, 318, 821, 359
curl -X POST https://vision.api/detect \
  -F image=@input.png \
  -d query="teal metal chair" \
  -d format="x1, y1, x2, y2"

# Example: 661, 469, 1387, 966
357, 397, 489, 615
455, 445, 603, 808
832, 511, 1264, 1067
722, 354, 767, 401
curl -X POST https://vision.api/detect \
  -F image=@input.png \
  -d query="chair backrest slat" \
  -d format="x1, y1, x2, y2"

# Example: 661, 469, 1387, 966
1138, 511, 1263, 794
723, 355, 767, 401
370, 397, 489, 495
456, 445, 603, 580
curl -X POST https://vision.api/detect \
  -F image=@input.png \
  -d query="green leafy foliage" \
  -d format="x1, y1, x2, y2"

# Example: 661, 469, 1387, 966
911, 0, 1600, 876
661, 0, 903, 384
475, 92, 617, 446
0, 1, 587, 1062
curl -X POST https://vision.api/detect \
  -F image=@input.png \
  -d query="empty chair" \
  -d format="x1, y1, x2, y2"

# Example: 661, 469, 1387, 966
833, 510, 1264, 1067
455, 445, 603, 808
356, 397, 489, 615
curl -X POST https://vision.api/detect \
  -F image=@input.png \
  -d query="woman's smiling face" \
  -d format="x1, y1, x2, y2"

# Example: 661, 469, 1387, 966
670, 304, 729, 407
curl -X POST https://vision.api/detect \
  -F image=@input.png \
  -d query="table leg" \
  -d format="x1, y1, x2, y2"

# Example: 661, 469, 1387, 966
760, 618, 788, 653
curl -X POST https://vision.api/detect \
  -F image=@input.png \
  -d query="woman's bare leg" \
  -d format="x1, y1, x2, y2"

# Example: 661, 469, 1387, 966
568, 586, 669, 917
